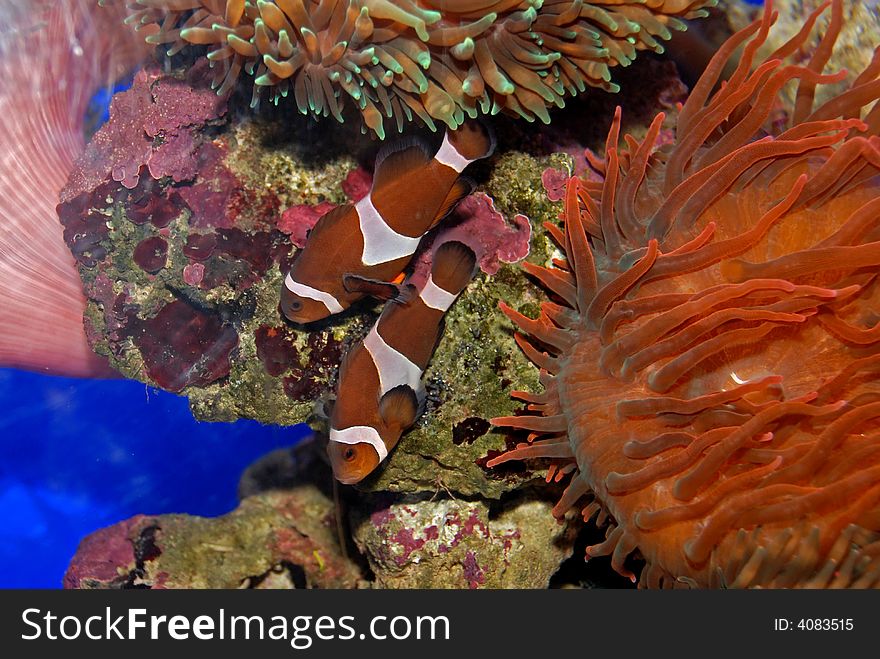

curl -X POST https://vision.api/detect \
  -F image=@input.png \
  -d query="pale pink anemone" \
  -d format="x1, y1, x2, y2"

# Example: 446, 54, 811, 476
0, 1, 149, 376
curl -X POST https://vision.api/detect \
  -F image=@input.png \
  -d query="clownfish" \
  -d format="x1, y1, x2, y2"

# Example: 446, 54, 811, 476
327, 241, 477, 484
280, 121, 494, 324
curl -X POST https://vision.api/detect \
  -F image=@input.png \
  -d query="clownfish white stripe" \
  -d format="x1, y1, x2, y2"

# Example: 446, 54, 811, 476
284, 273, 344, 314
356, 194, 422, 266
419, 274, 458, 311
329, 425, 389, 462
434, 132, 473, 174
363, 324, 423, 398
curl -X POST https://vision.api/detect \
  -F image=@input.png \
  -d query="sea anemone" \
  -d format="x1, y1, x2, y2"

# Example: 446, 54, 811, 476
100, 0, 715, 138
0, 1, 148, 376
489, 0, 880, 588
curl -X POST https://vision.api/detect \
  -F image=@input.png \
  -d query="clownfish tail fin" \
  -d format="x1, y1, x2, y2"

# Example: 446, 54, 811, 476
431, 241, 477, 297
446, 120, 495, 162
371, 137, 432, 195
379, 384, 420, 431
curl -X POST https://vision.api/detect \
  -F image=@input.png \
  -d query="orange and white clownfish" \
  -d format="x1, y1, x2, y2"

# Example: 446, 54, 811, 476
280, 121, 493, 324
327, 241, 477, 484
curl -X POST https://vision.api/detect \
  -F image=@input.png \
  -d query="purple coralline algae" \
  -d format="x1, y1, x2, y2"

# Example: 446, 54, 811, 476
131, 235, 168, 273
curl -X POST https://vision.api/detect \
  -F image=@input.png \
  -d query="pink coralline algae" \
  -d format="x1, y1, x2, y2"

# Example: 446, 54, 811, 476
63, 515, 147, 589
462, 551, 486, 589
278, 201, 337, 248
541, 167, 570, 202
62, 63, 227, 200
408, 192, 532, 290
176, 143, 242, 229
65, 486, 362, 589
353, 497, 576, 587
440, 193, 531, 276
340, 167, 372, 202
182, 263, 205, 286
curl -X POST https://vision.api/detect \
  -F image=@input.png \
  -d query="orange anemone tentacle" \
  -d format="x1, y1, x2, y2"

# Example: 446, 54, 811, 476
490, 0, 880, 588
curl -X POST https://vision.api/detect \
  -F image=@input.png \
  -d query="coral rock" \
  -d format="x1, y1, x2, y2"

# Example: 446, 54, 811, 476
62, 63, 227, 201
352, 495, 578, 588
65, 485, 361, 589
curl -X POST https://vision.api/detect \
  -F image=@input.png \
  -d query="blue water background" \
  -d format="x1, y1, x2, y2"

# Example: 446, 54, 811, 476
0, 369, 307, 588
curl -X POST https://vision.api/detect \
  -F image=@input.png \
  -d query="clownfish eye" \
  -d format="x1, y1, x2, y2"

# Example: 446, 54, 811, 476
289, 301, 302, 311
343, 447, 356, 462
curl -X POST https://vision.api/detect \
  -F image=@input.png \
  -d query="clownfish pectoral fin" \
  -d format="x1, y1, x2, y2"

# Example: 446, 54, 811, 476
343, 273, 410, 303
378, 384, 420, 432
372, 138, 433, 195
431, 177, 474, 227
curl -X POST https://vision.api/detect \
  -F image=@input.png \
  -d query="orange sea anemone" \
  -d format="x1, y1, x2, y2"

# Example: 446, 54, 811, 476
489, 0, 880, 588
101, 0, 714, 138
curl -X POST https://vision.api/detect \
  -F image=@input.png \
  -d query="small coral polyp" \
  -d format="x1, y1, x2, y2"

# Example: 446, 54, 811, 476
102, 0, 714, 137
490, 0, 880, 588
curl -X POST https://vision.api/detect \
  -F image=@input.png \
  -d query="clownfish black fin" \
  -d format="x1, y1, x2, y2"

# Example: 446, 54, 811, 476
343, 273, 412, 303
431, 241, 477, 296
372, 138, 433, 195
379, 385, 420, 431
432, 177, 474, 227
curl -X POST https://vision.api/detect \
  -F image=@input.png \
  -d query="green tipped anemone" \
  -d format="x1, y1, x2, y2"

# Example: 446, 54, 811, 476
100, 0, 715, 137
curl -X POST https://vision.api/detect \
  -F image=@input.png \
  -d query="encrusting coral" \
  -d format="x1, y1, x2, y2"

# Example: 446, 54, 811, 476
100, 0, 715, 137
489, 0, 880, 588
